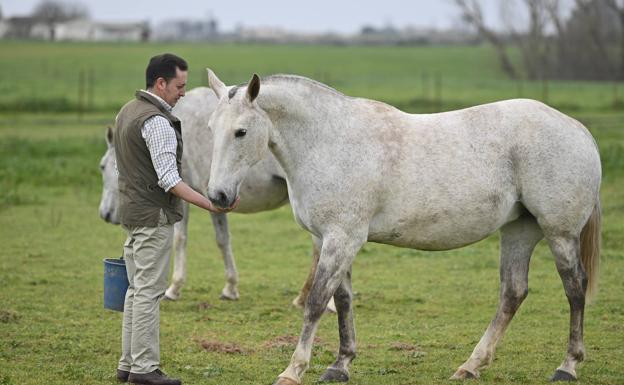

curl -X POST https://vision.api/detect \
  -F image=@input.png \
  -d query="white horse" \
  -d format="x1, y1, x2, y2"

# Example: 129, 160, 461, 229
206, 70, 601, 384
99, 87, 335, 311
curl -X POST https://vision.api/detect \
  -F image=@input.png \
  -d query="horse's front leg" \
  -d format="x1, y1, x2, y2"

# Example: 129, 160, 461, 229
292, 235, 337, 313
319, 267, 355, 382
165, 201, 189, 300
210, 212, 239, 300
275, 230, 365, 385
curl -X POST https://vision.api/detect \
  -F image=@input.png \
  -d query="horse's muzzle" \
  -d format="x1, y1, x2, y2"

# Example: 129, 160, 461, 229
208, 189, 237, 209
100, 210, 120, 225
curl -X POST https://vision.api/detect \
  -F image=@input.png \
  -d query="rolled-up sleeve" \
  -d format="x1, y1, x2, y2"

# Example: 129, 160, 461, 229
142, 115, 182, 192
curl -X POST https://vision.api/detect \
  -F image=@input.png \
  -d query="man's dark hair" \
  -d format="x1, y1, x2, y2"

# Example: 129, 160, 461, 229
145, 53, 188, 89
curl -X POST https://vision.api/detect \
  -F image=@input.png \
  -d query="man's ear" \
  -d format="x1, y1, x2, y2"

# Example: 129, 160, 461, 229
155, 77, 167, 91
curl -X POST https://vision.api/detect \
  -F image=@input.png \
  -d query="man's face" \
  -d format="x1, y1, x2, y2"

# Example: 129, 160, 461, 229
155, 67, 187, 107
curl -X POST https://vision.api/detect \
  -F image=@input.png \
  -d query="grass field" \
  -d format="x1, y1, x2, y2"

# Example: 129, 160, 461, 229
0, 42, 623, 385
0, 41, 622, 113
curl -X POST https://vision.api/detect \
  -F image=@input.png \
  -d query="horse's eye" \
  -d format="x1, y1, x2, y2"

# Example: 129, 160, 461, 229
235, 129, 247, 138
100, 164, 105, 171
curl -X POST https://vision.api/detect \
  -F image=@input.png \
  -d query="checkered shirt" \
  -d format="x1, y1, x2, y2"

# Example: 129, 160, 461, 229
140, 90, 182, 192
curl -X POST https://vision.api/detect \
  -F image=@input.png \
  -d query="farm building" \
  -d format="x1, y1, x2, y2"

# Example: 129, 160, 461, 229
54, 20, 149, 42
0, 16, 149, 42
0, 16, 53, 39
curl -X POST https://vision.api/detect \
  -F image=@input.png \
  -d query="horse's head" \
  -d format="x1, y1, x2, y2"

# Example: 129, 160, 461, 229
99, 126, 120, 224
206, 69, 272, 209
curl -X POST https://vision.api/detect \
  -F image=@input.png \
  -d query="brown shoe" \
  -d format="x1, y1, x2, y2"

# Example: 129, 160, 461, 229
127, 369, 181, 385
117, 369, 130, 382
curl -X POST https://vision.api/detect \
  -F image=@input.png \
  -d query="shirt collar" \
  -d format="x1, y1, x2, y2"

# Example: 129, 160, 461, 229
142, 89, 172, 112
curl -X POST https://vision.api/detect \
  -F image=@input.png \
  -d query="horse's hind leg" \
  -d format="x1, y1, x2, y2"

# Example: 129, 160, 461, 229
165, 201, 189, 300
452, 214, 543, 379
548, 236, 586, 381
292, 236, 337, 313
211, 212, 239, 300
319, 267, 356, 382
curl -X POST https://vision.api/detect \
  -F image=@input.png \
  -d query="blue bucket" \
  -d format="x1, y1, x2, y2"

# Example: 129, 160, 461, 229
103, 258, 129, 312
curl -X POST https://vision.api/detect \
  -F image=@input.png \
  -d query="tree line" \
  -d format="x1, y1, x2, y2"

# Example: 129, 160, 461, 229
455, 0, 624, 81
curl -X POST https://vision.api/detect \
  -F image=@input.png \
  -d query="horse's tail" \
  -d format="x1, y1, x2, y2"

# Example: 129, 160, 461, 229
580, 199, 601, 301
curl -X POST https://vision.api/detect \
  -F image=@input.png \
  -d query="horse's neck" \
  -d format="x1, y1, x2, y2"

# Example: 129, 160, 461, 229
258, 83, 343, 179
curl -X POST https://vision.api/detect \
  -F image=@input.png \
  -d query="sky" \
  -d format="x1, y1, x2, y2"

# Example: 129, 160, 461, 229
0, 0, 503, 34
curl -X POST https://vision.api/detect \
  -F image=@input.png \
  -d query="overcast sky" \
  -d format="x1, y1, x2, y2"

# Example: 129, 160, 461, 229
0, 0, 505, 34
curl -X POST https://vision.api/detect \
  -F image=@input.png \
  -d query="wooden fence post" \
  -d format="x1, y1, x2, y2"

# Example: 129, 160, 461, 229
87, 67, 95, 111
434, 72, 442, 112
421, 70, 430, 105
78, 69, 85, 120
542, 77, 549, 105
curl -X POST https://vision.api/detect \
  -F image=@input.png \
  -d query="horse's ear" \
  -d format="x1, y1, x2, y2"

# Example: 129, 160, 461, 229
105, 126, 113, 147
207, 68, 227, 100
246, 73, 260, 104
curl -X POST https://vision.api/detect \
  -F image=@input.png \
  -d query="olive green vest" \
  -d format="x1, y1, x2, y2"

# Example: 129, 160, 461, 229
114, 90, 183, 227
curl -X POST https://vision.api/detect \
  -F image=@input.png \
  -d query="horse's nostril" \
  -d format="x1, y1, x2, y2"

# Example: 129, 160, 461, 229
209, 190, 229, 208
218, 191, 227, 205
105, 212, 111, 222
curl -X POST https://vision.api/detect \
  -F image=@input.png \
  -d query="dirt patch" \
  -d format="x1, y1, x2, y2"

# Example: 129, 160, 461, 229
389, 342, 421, 351
199, 340, 246, 354
197, 302, 213, 311
263, 334, 323, 349
0, 309, 20, 323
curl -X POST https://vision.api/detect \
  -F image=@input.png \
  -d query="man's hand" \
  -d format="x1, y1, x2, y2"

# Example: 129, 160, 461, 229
209, 196, 240, 213
170, 181, 239, 213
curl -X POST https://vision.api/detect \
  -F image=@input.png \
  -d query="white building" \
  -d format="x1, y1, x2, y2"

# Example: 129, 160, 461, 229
54, 19, 149, 41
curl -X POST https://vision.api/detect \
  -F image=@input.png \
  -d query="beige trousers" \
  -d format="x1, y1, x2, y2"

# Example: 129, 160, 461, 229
118, 210, 173, 374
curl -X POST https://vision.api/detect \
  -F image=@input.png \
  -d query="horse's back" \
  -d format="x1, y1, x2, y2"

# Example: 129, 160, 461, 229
367, 99, 600, 248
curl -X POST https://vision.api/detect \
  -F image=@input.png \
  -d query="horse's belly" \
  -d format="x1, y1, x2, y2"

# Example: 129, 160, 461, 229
367, 199, 523, 251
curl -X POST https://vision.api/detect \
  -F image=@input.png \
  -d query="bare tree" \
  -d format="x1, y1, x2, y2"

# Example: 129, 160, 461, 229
502, 0, 551, 79
575, 0, 617, 78
604, 0, 624, 77
454, 0, 519, 79
32, 0, 89, 23
523, 0, 550, 79
456, 0, 622, 81
544, 0, 571, 77
31, 0, 89, 40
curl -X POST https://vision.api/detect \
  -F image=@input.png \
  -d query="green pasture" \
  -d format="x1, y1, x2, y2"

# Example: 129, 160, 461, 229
0, 41, 622, 113
0, 42, 623, 385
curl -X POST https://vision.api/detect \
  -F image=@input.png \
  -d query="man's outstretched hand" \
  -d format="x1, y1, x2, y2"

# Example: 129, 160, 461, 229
171, 182, 239, 214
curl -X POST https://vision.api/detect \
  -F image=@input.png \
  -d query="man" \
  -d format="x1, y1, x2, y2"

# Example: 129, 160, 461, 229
113, 53, 236, 385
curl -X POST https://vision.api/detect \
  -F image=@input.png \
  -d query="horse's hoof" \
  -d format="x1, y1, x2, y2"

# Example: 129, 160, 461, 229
550, 370, 577, 382
450, 368, 479, 380
220, 285, 239, 301
164, 289, 180, 301
219, 293, 239, 301
319, 368, 349, 382
273, 376, 299, 385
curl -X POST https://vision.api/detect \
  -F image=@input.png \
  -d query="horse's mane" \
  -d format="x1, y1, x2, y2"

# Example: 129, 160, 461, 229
229, 74, 344, 98
262, 74, 346, 98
